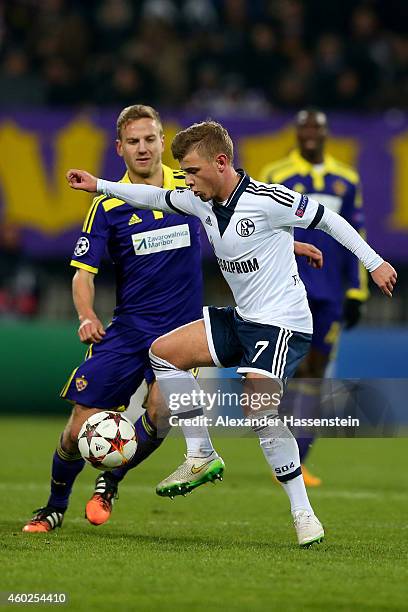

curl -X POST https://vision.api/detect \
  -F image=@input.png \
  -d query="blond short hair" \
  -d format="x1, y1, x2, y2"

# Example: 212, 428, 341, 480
116, 105, 163, 139
171, 121, 234, 162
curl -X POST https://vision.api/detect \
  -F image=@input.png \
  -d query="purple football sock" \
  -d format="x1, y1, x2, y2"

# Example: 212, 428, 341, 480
47, 444, 85, 511
297, 435, 315, 462
289, 380, 321, 464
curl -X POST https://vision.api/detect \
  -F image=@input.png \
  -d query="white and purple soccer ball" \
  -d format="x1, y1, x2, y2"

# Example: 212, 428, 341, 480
78, 411, 137, 470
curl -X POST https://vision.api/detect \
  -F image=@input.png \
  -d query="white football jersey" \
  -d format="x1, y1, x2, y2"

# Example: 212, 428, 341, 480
100, 171, 324, 333
166, 172, 322, 332
99, 170, 382, 332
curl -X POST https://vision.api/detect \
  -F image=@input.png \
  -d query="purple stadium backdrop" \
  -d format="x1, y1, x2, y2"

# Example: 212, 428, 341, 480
0, 111, 407, 261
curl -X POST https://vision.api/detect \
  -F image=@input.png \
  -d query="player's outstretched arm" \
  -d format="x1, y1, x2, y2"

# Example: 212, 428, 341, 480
266, 183, 396, 296
316, 207, 397, 297
294, 241, 323, 268
66, 169, 195, 216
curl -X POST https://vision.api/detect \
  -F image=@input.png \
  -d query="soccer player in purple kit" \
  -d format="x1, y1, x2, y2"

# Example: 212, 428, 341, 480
260, 109, 369, 485
22, 105, 204, 532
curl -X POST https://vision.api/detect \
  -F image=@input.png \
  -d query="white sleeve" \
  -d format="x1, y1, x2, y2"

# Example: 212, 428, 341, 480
265, 183, 383, 272
96, 179, 197, 216
316, 207, 383, 272
266, 185, 323, 229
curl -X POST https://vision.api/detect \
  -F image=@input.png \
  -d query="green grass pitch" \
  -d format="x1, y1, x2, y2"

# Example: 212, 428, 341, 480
1, 417, 407, 611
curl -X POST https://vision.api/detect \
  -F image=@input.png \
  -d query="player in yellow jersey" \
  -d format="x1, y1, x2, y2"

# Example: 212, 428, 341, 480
260, 109, 369, 486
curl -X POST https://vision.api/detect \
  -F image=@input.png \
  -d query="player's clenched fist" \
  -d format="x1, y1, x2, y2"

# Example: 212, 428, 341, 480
78, 317, 106, 344
370, 261, 397, 297
67, 169, 98, 192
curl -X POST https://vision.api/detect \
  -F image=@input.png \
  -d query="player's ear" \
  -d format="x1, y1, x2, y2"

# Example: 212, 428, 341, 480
215, 154, 228, 172
116, 139, 124, 158
160, 135, 165, 154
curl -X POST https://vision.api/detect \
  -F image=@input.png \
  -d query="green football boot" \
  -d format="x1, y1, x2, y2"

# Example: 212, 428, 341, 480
156, 452, 225, 499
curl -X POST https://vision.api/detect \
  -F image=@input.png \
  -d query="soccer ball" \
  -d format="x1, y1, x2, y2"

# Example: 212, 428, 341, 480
78, 411, 137, 470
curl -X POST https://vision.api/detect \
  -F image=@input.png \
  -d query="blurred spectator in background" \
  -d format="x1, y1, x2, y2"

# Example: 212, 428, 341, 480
188, 70, 269, 116
0, 49, 45, 107
0, 223, 40, 318
43, 56, 82, 106
99, 63, 153, 107
246, 23, 285, 94
312, 34, 346, 108
94, 0, 134, 51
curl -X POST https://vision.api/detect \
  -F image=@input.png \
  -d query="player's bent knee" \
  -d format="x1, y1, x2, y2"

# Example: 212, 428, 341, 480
69, 404, 101, 442
149, 340, 182, 369
61, 427, 80, 453
150, 337, 168, 359
63, 418, 84, 448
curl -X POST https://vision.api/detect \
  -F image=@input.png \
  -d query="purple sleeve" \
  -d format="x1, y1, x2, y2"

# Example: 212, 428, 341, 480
70, 200, 109, 274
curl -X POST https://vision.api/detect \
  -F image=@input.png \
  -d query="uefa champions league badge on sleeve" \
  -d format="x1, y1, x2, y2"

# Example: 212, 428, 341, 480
295, 194, 309, 218
74, 236, 90, 257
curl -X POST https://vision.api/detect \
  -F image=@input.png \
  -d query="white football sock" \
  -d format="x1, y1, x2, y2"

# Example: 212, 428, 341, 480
149, 350, 215, 458
253, 413, 313, 515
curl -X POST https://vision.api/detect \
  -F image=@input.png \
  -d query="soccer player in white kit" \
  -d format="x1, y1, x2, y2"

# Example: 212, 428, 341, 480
67, 121, 397, 547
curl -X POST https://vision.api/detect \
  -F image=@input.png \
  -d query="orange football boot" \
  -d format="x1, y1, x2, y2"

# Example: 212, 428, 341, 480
301, 464, 322, 487
22, 507, 64, 532
85, 473, 118, 526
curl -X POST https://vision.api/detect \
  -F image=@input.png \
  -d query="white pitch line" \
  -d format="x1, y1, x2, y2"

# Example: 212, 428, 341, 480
310, 490, 408, 501
2, 483, 407, 502
0, 482, 152, 493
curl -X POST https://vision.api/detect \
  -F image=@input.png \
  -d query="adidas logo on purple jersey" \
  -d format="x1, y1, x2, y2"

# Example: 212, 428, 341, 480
129, 213, 142, 225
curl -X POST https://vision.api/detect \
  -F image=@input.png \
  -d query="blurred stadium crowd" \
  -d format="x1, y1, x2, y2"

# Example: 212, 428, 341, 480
1, 0, 407, 113
0, 0, 407, 324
